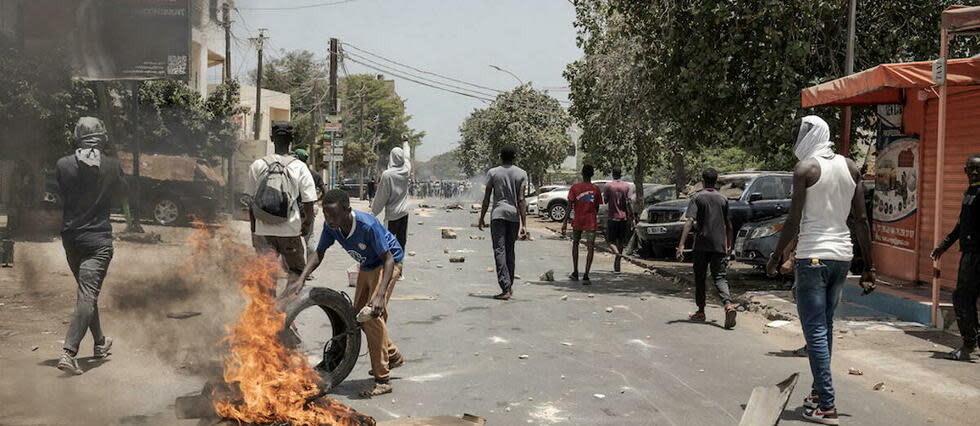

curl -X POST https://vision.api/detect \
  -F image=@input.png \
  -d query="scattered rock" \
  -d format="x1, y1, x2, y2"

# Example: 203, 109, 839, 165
418, 203, 432, 208
698, 369, 705, 373
848, 368, 864, 376
441, 229, 457, 239
167, 311, 202, 319
505, 407, 512, 412
765, 320, 792, 328
736, 305, 746, 312
407, 251, 417, 257
469, 235, 486, 240
518, 354, 529, 359
560, 375, 566, 380
436, 265, 444, 269
587, 294, 595, 298
514, 274, 522, 280
449, 256, 466, 263
528, 397, 534, 401
471, 204, 482, 210
31, 346, 38, 351
470, 223, 481, 228
539, 270, 555, 281
560, 342, 573, 346
417, 222, 424, 225
443, 248, 450, 254
873, 382, 885, 391
560, 295, 568, 301
605, 307, 614, 313
486, 267, 494, 272
639, 297, 648, 301
446, 203, 465, 210
593, 394, 606, 399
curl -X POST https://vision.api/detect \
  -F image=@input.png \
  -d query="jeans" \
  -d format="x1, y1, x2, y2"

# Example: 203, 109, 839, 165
794, 258, 850, 409
490, 219, 519, 293
63, 243, 114, 353
953, 252, 980, 347
692, 251, 732, 308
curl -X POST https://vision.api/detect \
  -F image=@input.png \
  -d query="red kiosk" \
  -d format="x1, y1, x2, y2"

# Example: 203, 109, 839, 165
801, 6, 980, 326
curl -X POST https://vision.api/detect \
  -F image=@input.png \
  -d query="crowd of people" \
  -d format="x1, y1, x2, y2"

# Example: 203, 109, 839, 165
49, 114, 980, 425
409, 179, 471, 199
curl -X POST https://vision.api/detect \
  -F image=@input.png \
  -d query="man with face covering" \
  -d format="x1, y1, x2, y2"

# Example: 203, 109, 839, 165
53, 117, 127, 375
932, 154, 980, 361
371, 137, 412, 254
767, 115, 875, 425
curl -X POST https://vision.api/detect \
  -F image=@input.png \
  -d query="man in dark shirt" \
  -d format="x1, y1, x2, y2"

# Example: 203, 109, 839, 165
678, 168, 736, 329
54, 117, 126, 375
932, 154, 980, 361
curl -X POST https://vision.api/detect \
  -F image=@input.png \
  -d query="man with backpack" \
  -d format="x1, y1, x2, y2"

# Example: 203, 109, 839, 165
248, 122, 318, 283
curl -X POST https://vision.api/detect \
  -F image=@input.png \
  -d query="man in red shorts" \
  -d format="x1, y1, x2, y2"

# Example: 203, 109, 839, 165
562, 165, 603, 284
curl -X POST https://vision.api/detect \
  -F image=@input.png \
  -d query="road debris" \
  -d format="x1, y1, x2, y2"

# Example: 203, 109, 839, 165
539, 270, 555, 281
560, 342, 573, 346
417, 222, 424, 225
605, 307, 614, 313
519, 354, 529, 359
436, 265, 444, 269
588, 294, 595, 298
441, 229, 458, 239
407, 251, 417, 257
848, 368, 863, 375
560, 295, 568, 301
514, 274, 522, 280
116, 232, 163, 244
167, 311, 202, 319
486, 267, 494, 272
449, 256, 465, 263
593, 394, 605, 399
873, 382, 885, 391
469, 235, 486, 240
418, 203, 433, 208
765, 320, 791, 328
31, 346, 38, 351
444, 248, 450, 254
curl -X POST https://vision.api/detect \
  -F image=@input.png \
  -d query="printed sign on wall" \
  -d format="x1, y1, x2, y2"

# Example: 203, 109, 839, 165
872, 137, 919, 250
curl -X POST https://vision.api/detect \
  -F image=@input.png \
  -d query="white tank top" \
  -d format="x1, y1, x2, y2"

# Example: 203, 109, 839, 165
796, 155, 856, 261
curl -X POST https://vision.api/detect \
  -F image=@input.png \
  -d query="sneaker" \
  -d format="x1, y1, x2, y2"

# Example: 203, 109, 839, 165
582, 274, 591, 285
794, 345, 809, 357
57, 352, 83, 375
947, 346, 975, 361
359, 381, 393, 398
94, 336, 113, 359
724, 305, 737, 329
803, 394, 820, 409
803, 406, 839, 425
688, 311, 706, 322
493, 292, 512, 300
568, 272, 579, 281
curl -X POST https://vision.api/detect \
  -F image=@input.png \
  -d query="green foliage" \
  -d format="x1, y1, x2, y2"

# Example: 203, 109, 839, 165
457, 85, 571, 184
340, 74, 423, 172
253, 50, 327, 149
415, 150, 463, 180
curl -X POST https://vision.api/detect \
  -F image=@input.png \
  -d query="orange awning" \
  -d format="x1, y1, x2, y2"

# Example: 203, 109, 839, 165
801, 58, 980, 108
942, 5, 980, 32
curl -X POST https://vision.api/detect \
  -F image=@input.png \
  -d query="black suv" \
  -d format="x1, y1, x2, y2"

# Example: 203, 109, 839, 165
634, 172, 793, 258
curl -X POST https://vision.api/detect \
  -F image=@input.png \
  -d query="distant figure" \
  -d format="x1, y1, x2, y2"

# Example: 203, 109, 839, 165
677, 168, 736, 328
478, 145, 528, 300
562, 165, 603, 283
767, 115, 875, 425
603, 168, 635, 273
54, 117, 126, 375
372, 138, 412, 254
367, 177, 377, 201
932, 153, 980, 361
248, 122, 317, 283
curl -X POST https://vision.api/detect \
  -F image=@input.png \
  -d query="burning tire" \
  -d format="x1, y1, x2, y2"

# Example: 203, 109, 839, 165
283, 286, 361, 391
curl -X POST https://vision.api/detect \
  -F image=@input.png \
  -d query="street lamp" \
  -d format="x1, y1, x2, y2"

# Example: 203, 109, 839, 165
489, 64, 524, 85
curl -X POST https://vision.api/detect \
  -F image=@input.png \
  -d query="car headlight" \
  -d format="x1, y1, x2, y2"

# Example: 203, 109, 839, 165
639, 208, 650, 222
749, 223, 784, 239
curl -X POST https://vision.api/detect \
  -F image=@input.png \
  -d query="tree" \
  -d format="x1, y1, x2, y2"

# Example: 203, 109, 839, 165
339, 74, 424, 174
415, 150, 463, 180
253, 50, 328, 151
456, 85, 571, 185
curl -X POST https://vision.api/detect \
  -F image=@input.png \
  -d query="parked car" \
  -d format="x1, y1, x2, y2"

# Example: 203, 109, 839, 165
338, 178, 365, 198
118, 153, 224, 226
527, 185, 564, 215
540, 180, 612, 222
597, 183, 677, 230
634, 172, 793, 258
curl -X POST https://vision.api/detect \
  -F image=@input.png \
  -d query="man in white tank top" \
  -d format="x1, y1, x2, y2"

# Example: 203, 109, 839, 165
766, 115, 876, 425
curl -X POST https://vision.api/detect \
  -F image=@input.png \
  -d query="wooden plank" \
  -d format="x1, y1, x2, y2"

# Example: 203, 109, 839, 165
739, 373, 799, 426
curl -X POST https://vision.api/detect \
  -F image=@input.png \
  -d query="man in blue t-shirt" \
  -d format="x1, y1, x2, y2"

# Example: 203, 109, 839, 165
293, 189, 405, 398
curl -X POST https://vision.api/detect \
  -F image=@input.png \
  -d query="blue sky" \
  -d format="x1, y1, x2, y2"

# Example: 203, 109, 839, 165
231, 0, 582, 161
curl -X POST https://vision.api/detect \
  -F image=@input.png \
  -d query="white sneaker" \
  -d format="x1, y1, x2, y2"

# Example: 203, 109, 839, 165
57, 352, 83, 375
94, 336, 113, 359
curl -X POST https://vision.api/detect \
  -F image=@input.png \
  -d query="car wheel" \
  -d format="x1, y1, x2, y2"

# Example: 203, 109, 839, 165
153, 198, 182, 225
283, 287, 361, 391
549, 203, 567, 222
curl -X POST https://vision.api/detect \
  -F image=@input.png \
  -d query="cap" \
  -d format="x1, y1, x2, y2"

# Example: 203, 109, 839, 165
293, 148, 309, 162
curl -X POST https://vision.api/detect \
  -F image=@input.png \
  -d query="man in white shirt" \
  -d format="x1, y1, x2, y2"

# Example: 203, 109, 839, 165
248, 122, 317, 281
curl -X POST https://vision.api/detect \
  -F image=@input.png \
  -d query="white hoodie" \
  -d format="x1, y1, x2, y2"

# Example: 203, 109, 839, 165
372, 141, 412, 221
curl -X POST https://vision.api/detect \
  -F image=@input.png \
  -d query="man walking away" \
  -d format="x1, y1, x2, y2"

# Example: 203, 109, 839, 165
292, 149, 324, 280
372, 137, 412, 253
677, 168, 736, 328
562, 165, 603, 283
368, 177, 377, 201
766, 115, 875, 425
478, 145, 528, 300
54, 117, 126, 375
603, 168, 635, 273
249, 122, 317, 284
293, 190, 404, 397
932, 153, 980, 361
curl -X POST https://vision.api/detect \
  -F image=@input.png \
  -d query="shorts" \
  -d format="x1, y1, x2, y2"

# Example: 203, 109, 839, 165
606, 220, 632, 245
572, 230, 596, 244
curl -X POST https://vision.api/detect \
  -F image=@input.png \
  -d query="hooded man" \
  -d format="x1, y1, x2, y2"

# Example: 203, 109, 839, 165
767, 115, 875, 425
371, 138, 412, 253
54, 117, 127, 375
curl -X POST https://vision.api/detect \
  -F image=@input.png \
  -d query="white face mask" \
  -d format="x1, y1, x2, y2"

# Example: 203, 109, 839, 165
793, 115, 834, 161
75, 147, 102, 168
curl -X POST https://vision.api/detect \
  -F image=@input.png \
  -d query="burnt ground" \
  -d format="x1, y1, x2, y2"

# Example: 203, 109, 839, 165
1, 199, 978, 425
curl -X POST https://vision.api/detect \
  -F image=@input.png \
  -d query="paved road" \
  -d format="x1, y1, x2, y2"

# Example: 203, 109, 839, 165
295, 202, 941, 425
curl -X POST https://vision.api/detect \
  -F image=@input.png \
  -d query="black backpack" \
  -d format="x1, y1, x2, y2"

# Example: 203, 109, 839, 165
252, 155, 297, 224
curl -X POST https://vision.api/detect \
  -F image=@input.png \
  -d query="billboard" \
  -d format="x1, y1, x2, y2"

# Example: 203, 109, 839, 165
22, 0, 190, 81
872, 137, 919, 251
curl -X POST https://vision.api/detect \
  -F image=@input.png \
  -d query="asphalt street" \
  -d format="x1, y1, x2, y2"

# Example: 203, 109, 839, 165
293, 201, 941, 426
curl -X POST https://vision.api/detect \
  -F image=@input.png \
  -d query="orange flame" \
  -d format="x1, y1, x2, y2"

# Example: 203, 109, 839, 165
203, 224, 373, 425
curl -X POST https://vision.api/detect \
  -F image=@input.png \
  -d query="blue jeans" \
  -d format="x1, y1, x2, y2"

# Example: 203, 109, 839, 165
794, 258, 850, 409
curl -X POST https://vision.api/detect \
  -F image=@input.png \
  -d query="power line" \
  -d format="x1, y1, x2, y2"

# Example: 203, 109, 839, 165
343, 50, 499, 98
238, 0, 355, 11
341, 42, 504, 94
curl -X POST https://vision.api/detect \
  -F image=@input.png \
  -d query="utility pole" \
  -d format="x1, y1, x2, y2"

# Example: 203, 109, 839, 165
326, 38, 340, 189
841, 0, 856, 157
222, 2, 231, 83
251, 28, 268, 141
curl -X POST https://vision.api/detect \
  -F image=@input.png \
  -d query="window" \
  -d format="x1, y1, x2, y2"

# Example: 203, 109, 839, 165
657, 188, 677, 201
750, 177, 791, 200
